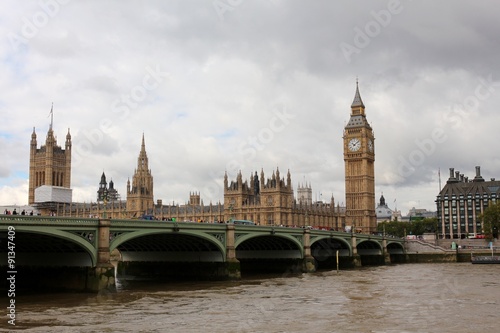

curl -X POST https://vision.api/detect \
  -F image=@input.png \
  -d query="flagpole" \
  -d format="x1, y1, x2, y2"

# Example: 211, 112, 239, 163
438, 168, 442, 193
49, 102, 54, 130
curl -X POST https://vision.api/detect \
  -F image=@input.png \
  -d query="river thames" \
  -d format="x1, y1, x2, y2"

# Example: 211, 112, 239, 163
2, 263, 499, 333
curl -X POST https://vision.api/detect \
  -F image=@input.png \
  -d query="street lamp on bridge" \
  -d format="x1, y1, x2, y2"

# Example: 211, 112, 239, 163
102, 189, 108, 219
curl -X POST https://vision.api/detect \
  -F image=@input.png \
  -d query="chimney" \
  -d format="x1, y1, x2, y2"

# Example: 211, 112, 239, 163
473, 165, 485, 182
460, 174, 464, 182
447, 167, 459, 184
455, 171, 460, 179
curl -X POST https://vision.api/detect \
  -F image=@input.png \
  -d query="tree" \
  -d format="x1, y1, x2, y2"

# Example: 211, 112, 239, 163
412, 217, 438, 235
480, 201, 500, 240
377, 218, 438, 238
377, 221, 406, 238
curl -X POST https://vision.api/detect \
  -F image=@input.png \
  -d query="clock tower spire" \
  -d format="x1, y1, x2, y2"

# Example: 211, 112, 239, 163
343, 81, 376, 233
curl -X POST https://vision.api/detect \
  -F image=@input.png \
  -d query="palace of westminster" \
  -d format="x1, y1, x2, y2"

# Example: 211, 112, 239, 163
24, 81, 500, 238
28, 83, 376, 233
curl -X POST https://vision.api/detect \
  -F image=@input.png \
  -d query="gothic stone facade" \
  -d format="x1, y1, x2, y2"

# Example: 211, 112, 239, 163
126, 134, 154, 217
343, 82, 377, 233
222, 168, 345, 229
28, 125, 72, 205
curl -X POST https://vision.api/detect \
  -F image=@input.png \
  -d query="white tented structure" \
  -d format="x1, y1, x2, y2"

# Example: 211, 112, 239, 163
34, 185, 73, 203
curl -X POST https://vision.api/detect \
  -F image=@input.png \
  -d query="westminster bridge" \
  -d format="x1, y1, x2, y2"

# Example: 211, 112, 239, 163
1, 215, 406, 292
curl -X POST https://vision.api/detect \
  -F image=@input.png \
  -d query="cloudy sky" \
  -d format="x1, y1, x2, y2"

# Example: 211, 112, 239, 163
1, 0, 499, 214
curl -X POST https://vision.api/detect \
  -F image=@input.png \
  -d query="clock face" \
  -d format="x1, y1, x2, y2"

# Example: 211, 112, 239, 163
368, 139, 373, 152
348, 138, 361, 152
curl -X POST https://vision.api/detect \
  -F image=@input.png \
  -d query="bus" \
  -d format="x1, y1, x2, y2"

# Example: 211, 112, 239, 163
231, 219, 256, 225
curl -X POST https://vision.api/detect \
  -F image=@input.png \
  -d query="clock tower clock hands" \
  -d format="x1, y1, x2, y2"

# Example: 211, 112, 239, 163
348, 138, 361, 152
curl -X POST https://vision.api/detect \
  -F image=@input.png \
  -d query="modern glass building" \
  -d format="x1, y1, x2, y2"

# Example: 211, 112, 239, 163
436, 166, 499, 239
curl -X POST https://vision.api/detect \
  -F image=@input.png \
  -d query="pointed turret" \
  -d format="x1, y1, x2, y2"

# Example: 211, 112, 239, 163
97, 171, 108, 201
351, 79, 365, 108
346, 80, 370, 127
65, 128, 71, 149
100, 172, 107, 185
31, 127, 37, 145
379, 193, 386, 206
253, 171, 260, 195
137, 133, 149, 170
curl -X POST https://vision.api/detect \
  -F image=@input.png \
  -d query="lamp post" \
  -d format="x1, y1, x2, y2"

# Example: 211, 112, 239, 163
228, 203, 234, 223
103, 189, 108, 219
335, 209, 339, 231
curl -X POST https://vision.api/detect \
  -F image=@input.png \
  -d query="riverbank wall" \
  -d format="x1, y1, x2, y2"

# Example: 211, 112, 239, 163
404, 239, 498, 263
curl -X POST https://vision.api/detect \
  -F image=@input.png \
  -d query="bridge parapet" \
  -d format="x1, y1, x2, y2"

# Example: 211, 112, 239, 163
0, 214, 99, 225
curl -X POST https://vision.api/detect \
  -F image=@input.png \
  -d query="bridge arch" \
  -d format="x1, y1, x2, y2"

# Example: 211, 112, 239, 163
4, 227, 97, 266
357, 239, 383, 255
387, 241, 405, 254
310, 236, 352, 259
110, 230, 226, 262
235, 233, 303, 259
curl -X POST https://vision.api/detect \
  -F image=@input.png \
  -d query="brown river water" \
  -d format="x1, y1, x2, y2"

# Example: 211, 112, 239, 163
2, 263, 499, 333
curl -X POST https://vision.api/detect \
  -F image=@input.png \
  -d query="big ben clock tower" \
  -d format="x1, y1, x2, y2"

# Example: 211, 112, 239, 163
343, 81, 376, 233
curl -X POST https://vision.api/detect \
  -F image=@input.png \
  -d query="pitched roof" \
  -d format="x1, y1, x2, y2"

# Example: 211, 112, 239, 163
351, 81, 365, 108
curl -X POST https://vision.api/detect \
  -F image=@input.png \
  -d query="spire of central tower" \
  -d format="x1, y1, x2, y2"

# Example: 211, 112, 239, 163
137, 133, 149, 170
351, 79, 365, 108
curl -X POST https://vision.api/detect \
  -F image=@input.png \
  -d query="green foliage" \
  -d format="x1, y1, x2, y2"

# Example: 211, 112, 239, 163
377, 221, 406, 237
377, 218, 437, 238
480, 201, 500, 240
414, 217, 438, 235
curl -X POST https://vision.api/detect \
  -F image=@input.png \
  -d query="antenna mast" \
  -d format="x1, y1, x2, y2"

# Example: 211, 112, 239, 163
49, 102, 54, 130
438, 168, 442, 192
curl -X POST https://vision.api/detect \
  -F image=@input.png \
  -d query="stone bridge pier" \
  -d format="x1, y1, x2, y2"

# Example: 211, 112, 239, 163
225, 224, 241, 279
302, 229, 316, 272
87, 219, 115, 293
351, 233, 362, 267
382, 237, 391, 264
